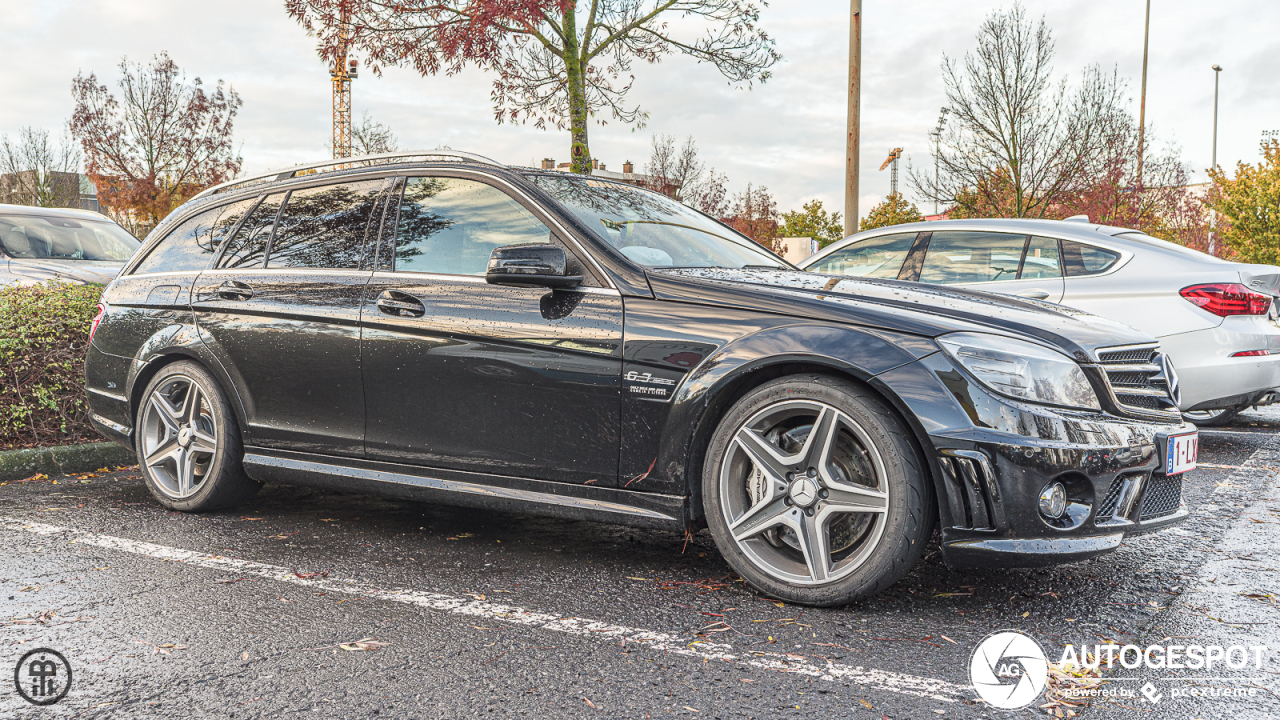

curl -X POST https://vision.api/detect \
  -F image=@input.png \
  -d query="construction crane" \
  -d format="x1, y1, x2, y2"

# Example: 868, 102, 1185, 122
879, 147, 903, 198
330, 2, 359, 159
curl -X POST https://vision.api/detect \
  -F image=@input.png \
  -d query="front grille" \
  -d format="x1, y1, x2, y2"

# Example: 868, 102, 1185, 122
1095, 344, 1179, 416
939, 455, 996, 531
1095, 478, 1126, 521
1140, 473, 1183, 520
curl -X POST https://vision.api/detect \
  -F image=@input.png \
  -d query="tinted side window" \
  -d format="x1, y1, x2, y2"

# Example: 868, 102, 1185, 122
918, 231, 1026, 284
809, 232, 916, 279
266, 180, 383, 269
133, 198, 255, 275
391, 177, 553, 275
219, 193, 285, 269
1061, 240, 1120, 276
1019, 236, 1062, 280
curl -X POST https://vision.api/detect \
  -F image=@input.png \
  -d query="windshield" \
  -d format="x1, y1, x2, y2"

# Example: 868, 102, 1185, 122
525, 174, 787, 269
0, 214, 140, 262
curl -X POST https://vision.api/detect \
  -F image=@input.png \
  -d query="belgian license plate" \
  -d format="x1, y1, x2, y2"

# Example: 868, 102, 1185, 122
1165, 432, 1199, 475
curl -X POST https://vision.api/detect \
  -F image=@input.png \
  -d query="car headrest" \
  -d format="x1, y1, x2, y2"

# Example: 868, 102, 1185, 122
2, 228, 36, 258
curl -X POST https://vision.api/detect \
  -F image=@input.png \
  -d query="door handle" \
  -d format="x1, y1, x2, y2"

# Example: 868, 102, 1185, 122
216, 280, 254, 301
376, 290, 426, 318
1016, 289, 1051, 300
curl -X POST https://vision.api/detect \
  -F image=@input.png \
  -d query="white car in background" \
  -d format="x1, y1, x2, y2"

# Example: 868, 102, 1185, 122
0, 204, 139, 286
802, 218, 1280, 425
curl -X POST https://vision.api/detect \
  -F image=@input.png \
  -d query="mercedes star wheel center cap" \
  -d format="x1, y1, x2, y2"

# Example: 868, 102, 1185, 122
789, 477, 819, 507
178, 427, 192, 448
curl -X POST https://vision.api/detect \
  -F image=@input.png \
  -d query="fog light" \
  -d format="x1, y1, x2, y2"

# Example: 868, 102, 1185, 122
1039, 482, 1067, 518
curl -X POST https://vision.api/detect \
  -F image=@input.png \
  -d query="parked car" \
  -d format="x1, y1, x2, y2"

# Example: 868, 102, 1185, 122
84, 152, 1193, 607
803, 218, 1280, 425
0, 204, 140, 286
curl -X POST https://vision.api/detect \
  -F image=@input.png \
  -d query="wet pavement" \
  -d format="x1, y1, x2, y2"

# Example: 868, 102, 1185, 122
3, 411, 1279, 719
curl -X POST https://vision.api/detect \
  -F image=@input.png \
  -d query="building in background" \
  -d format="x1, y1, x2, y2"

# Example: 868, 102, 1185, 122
0, 171, 99, 211
776, 237, 819, 264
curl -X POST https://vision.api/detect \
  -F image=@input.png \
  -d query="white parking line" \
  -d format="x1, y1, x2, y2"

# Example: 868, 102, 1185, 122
0, 516, 967, 703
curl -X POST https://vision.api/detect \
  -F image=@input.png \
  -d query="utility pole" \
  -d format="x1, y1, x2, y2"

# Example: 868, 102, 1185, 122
1209, 64, 1222, 255
928, 109, 948, 215
844, 0, 861, 238
331, 1, 358, 160
1137, 0, 1151, 186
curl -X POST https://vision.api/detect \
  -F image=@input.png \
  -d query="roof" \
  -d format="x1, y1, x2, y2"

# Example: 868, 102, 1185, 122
853, 217, 1139, 242
0, 204, 113, 222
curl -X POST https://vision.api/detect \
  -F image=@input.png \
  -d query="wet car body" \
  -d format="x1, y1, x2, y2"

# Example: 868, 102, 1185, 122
83, 153, 1190, 573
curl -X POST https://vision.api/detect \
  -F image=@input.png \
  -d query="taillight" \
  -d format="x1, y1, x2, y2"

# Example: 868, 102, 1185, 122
1232, 350, 1271, 357
1180, 283, 1272, 316
89, 303, 106, 342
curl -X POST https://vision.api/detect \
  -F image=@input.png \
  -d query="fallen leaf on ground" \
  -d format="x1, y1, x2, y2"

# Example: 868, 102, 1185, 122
339, 638, 391, 652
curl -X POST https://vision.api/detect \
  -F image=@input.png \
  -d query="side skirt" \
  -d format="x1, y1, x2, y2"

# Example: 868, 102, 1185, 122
241, 448, 687, 531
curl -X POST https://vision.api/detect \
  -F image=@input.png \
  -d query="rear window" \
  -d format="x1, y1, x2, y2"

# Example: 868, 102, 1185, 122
1061, 240, 1120, 276
0, 214, 139, 262
133, 198, 255, 275
267, 180, 383, 269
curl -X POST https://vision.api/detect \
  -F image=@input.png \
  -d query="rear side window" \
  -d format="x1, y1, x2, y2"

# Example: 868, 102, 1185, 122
1061, 240, 1120, 276
1019, 236, 1062, 280
918, 231, 1026, 284
219, 193, 285, 269
808, 232, 916, 279
133, 198, 255, 275
267, 180, 383, 269
390, 177, 554, 275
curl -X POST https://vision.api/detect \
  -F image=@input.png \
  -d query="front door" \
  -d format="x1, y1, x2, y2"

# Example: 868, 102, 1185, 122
360, 174, 623, 485
192, 179, 385, 456
916, 231, 1065, 302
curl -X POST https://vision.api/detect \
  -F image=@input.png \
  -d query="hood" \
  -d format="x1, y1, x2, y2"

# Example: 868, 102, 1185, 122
4, 258, 124, 286
648, 267, 1155, 363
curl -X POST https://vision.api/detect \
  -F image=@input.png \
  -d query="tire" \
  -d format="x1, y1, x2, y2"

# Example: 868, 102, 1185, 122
135, 360, 260, 512
702, 375, 935, 607
1182, 401, 1249, 427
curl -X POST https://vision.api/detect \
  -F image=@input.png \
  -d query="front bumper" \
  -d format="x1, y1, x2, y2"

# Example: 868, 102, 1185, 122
876, 353, 1191, 570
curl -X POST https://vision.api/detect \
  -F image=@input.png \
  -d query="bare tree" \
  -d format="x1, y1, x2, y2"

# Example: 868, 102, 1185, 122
352, 112, 399, 155
910, 4, 1127, 218
71, 52, 243, 236
724, 182, 778, 251
0, 127, 82, 208
286, 1, 780, 174
642, 134, 726, 215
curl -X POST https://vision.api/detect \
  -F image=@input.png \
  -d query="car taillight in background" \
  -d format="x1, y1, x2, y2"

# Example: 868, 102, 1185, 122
1180, 283, 1272, 316
89, 303, 106, 342
1231, 350, 1271, 357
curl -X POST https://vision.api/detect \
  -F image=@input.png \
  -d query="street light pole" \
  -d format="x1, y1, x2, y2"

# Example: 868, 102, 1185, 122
1209, 64, 1222, 255
1137, 0, 1151, 186
929, 109, 948, 216
844, 0, 861, 238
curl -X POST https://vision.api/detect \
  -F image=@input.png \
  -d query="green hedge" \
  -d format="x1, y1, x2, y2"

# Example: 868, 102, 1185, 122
0, 282, 104, 449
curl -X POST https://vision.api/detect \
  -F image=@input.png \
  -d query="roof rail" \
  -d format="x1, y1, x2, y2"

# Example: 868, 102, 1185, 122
191, 150, 505, 201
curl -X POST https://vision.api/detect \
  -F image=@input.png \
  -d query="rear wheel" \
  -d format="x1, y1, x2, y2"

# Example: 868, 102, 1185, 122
702, 375, 934, 606
1182, 401, 1250, 427
135, 361, 260, 511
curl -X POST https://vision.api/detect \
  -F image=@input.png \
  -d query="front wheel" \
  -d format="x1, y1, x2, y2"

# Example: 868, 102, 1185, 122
135, 361, 260, 512
702, 375, 935, 607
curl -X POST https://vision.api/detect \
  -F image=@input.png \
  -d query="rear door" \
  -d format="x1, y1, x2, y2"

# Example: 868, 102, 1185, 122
360, 173, 623, 486
914, 231, 1065, 302
192, 179, 386, 457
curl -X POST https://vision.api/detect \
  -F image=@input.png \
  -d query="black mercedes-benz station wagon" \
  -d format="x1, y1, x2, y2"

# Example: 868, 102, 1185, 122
84, 151, 1196, 606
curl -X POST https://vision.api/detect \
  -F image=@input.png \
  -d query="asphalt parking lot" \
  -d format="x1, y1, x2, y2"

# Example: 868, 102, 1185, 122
4, 412, 1280, 719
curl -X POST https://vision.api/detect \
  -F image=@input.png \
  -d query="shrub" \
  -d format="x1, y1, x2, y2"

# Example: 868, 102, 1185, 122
0, 282, 104, 448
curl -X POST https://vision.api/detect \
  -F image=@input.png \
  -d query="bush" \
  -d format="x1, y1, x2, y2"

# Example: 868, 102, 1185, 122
0, 282, 104, 449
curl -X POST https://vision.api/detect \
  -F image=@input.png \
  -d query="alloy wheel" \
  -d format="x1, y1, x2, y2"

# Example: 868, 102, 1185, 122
719, 399, 889, 586
140, 375, 218, 499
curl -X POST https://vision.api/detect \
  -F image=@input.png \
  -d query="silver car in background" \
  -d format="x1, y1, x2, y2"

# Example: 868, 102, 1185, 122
802, 218, 1280, 425
0, 204, 140, 286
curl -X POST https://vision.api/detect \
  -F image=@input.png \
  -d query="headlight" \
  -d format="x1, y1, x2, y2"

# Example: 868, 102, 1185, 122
937, 332, 1100, 411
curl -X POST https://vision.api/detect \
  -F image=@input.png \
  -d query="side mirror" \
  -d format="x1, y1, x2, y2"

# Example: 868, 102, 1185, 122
486, 244, 583, 289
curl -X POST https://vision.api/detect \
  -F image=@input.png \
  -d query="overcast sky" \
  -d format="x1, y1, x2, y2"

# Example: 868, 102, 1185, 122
3, 1, 1277, 218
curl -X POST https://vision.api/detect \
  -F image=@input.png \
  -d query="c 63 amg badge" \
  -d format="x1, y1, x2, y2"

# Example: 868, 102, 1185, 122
625, 370, 677, 400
